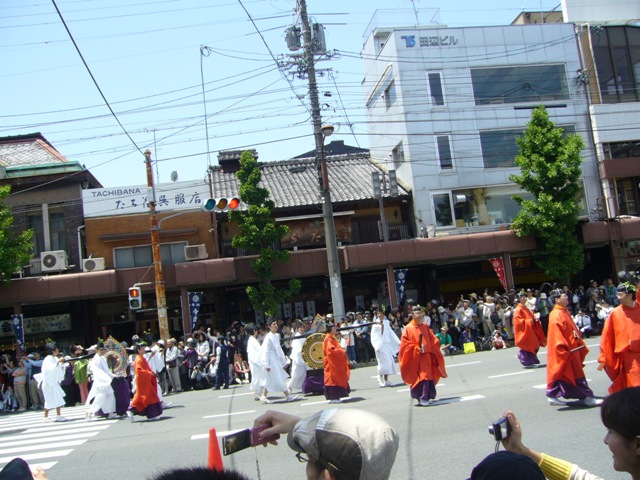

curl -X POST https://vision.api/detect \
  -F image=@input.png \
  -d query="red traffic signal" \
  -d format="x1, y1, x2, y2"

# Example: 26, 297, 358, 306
128, 286, 142, 310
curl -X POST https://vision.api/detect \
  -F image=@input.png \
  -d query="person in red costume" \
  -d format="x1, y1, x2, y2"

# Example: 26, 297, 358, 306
513, 290, 547, 368
127, 343, 163, 422
598, 273, 640, 394
546, 289, 601, 407
399, 304, 447, 406
323, 323, 350, 404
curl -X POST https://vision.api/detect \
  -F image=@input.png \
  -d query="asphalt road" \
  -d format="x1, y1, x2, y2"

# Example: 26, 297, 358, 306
0, 341, 617, 480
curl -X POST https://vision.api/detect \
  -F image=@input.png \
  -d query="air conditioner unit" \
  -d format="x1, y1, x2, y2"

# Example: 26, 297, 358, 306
83, 257, 105, 272
29, 258, 42, 275
184, 244, 208, 261
40, 250, 68, 272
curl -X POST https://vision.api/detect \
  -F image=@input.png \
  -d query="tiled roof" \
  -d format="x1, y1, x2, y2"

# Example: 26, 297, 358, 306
0, 133, 68, 167
293, 140, 370, 159
210, 153, 410, 209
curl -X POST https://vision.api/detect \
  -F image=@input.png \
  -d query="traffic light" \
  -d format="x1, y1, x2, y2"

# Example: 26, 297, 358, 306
128, 286, 142, 310
201, 197, 240, 212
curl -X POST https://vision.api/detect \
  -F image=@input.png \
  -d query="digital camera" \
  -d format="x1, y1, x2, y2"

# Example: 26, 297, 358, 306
488, 417, 511, 441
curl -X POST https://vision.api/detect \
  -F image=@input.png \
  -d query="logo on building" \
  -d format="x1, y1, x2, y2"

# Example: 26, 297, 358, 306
401, 35, 416, 48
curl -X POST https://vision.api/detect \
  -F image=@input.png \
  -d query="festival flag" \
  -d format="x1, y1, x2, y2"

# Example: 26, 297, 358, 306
11, 314, 25, 352
489, 258, 507, 290
188, 292, 203, 332
395, 268, 409, 304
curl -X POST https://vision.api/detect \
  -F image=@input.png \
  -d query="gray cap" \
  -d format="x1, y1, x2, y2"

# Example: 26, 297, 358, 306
287, 408, 399, 480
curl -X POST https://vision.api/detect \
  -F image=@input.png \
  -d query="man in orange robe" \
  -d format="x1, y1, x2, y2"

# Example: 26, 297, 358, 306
399, 305, 447, 406
598, 281, 640, 393
513, 291, 546, 368
546, 289, 599, 407
323, 323, 350, 404
127, 343, 163, 422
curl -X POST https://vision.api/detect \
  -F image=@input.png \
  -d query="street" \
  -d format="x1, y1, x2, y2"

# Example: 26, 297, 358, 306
0, 342, 617, 479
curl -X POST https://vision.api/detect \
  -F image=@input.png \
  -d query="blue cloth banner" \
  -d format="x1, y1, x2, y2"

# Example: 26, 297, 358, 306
394, 269, 408, 305
188, 292, 203, 332
11, 314, 25, 352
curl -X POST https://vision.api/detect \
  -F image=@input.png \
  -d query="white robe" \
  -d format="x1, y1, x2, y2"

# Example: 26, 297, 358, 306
288, 337, 308, 391
259, 332, 288, 393
247, 335, 265, 394
86, 354, 116, 414
371, 317, 401, 376
40, 355, 65, 410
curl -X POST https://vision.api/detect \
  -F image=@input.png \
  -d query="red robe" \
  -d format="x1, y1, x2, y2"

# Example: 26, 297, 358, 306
399, 320, 447, 389
513, 304, 547, 353
598, 303, 640, 393
323, 334, 350, 389
131, 355, 160, 413
547, 305, 588, 387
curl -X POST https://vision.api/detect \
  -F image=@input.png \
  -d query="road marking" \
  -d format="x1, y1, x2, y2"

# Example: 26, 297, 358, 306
217, 392, 256, 399
203, 410, 256, 419
0, 449, 73, 465
488, 370, 534, 379
426, 394, 485, 406
192, 428, 245, 441
1, 439, 87, 456
2, 432, 99, 448
447, 361, 481, 368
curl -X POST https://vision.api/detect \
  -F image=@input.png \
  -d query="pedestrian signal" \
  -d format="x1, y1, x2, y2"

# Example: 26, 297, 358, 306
201, 197, 240, 212
128, 286, 142, 310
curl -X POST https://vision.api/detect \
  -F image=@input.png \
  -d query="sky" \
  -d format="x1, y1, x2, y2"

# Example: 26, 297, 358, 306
1, 0, 561, 188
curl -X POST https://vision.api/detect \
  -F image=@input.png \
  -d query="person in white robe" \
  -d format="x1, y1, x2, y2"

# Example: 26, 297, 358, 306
288, 324, 308, 393
371, 308, 401, 387
85, 342, 116, 420
246, 326, 266, 400
258, 321, 298, 404
39, 342, 68, 422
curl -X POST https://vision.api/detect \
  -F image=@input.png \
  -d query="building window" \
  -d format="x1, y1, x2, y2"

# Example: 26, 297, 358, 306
114, 242, 187, 268
603, 141, 640, 159
432, 193, 453, 227
392, 142, 405, 168
27, 213, 45, 256
49, 210, 67, 252
592, 26, 640, 104
427, 72, 445, 106
384, 81, 397, 108
470, 64, 569, 105
616, 179, 638, 215
480, 125, 576, 168
436, 135, 453, 170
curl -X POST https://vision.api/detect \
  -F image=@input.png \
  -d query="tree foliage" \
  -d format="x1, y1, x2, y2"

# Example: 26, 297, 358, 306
0, 185, 34, 285
228, 151, 301, 317
509, 107, 585, 283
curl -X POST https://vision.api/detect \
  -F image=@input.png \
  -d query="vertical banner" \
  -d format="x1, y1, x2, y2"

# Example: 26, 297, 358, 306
11, 314, 25, 352
306, 300, 316, 318
394, 269, 409, 305
188, 292, 203, 332
294, 302, 305, 318
489, 258, 507, 290
283, 303, 292, 320
355, 295, 365, 311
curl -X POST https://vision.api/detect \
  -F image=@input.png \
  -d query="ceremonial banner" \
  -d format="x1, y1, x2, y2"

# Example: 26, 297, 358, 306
394, 269, 409, 304
489, 258, 507, 290
188, 292, 203, 332
11, 314, 25, 352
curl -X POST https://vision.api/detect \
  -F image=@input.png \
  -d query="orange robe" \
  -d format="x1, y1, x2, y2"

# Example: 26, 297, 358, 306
323, 334, 350, 389
131, 355, 160, 413
399, 320, 447, 388
546, 305, 588, 387
513, 304, 546, 353
598, 303, 640, 393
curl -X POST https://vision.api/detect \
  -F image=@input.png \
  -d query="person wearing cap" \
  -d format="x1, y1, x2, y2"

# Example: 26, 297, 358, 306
40, 342, 68, 423
127, 342, 163, 422
323, 323, 350, 403
371, 306, 400, 387
546, 289, 600, 407
164, 338, 182, 394
253, 408, 399, 480
598, 277, 640, 393
212, 336, 231, 390
573, 308, 593, 338
85, 341, 116, 421
353, 312, 371, 364
24, 351, 44, 410
513, 291, 546, 368
436, 326, 455, 356
399, 305, 447, 406
258, 321, 298, 404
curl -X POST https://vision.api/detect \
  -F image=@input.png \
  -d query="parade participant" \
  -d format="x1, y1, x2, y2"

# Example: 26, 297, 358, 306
288, 323, 308, 393
371, 306, 400, 387
40, 342, 68, 423
258, 321, 297, 404
598, 277, 640, 393
513, 291, 546, 368
399, 304, 447, 406
73, 346, 89, 404
85, 341, 116, 421
127, 343, 163, 422
546, 289, 600, 407
323, 323, 350, 404
246, 326, 265, 401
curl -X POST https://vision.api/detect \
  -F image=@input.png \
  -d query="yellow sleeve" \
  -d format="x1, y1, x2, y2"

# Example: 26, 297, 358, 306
539, 453, 573, 480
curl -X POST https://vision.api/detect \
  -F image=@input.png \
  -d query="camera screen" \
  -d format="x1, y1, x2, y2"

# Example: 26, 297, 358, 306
222, 429, 252, 456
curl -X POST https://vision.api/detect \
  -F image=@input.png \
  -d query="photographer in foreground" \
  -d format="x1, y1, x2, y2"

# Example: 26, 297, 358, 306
502, 386, 640, 480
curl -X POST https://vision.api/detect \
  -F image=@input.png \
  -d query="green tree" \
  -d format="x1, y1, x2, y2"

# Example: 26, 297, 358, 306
509, 106, 585, 283
0, 185, 34, 285
228, 151, 301, 317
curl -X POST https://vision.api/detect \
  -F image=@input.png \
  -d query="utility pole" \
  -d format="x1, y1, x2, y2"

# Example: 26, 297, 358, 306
144, 150, 170, 341
298, 0, 345, 318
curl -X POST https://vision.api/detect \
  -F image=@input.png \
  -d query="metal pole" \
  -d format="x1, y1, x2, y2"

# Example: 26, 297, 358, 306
144, 150, 170, 341
299, 0, 345, 318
